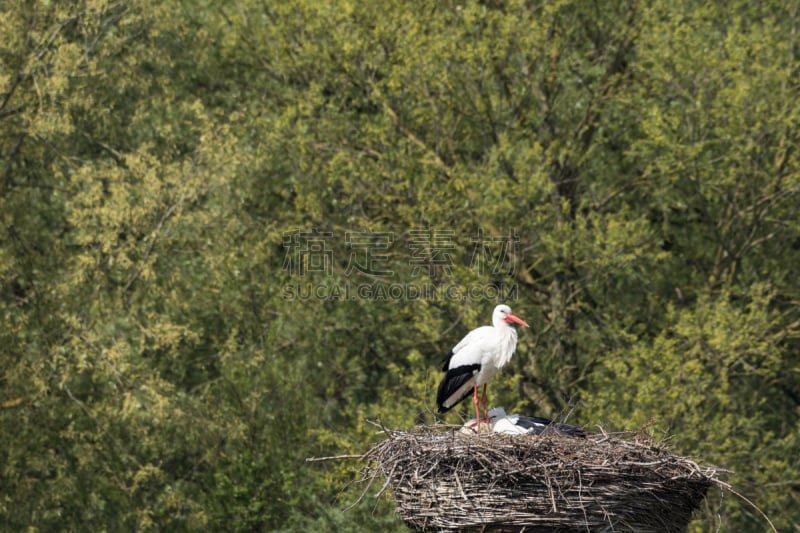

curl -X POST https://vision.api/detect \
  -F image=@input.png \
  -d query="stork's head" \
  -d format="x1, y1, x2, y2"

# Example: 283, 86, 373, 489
493, 304, 529, 328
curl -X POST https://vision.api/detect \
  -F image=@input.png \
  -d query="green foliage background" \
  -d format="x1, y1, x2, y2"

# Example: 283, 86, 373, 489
1, 1, 798, 531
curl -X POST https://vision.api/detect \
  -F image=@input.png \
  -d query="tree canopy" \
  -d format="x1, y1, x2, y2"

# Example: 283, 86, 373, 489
1, 1, 798, 531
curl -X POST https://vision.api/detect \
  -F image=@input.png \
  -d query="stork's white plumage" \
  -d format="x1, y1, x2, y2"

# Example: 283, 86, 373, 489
436, 304, 528, 423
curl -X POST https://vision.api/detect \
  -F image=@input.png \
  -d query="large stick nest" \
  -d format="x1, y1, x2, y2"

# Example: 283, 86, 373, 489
362, 425, 721, 532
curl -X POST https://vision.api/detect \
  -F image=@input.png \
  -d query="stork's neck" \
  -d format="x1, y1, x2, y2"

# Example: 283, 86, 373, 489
492, 323, 518, 368
497, 323, 518, 343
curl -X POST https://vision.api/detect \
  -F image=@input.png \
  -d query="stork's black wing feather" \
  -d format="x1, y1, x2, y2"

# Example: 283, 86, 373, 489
515, 415, 552, 432
440, 349, 454, 371
436, 364, 480, 413
516, 415, 585, 437
549, 421, 586, 437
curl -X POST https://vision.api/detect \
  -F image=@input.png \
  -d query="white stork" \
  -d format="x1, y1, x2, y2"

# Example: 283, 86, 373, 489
436, 304, 528, 423
461, 408, 586, 437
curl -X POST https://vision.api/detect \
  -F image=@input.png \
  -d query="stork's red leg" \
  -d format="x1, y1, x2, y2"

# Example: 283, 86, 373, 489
481, 384, 488, 421
473, 384, 481, 424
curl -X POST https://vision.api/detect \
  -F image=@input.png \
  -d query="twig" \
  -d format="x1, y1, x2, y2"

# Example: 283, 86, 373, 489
305, 454, 365, 462
712, 480, 779, 533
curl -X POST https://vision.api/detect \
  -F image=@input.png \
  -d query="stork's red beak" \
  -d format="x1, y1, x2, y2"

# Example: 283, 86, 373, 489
505, 313, 529, 327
